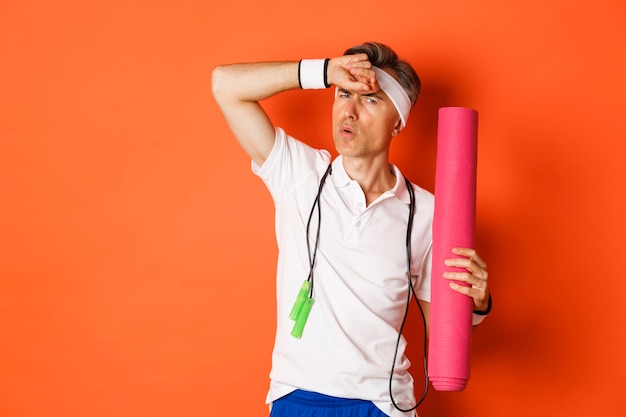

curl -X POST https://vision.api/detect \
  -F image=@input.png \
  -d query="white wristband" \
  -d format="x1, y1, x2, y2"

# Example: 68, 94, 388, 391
299, 59, 330, 89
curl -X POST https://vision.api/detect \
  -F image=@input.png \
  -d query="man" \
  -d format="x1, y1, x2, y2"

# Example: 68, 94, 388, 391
212, 41, 490, 417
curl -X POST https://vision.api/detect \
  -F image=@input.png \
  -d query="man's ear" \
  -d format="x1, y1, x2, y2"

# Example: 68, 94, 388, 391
391, 119, 403, 136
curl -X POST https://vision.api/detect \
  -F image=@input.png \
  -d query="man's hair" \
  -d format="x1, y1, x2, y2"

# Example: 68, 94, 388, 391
344, 42, 421, 108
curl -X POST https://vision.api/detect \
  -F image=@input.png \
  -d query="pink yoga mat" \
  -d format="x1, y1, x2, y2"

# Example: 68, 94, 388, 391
427, 107, 478, 391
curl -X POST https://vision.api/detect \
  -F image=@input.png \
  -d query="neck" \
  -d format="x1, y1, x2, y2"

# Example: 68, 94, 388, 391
342, 156, 396, 205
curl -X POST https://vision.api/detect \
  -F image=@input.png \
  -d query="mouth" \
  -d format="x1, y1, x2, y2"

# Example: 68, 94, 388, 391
339, 124, 356, 138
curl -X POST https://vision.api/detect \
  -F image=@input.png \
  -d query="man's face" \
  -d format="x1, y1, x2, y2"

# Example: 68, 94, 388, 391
331, 84, 402, 159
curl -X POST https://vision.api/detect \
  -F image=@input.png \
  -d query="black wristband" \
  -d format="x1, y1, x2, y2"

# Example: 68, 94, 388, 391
473, 293, 492, 315
323, 58, 330, 88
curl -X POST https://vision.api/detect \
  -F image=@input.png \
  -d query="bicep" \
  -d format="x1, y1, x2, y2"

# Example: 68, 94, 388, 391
212, 62, 300, 167
219, 99, 276, 167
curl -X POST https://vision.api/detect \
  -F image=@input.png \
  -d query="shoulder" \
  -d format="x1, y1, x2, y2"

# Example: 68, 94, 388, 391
410, 183, 434, 206
395, 166, 434, 212
255, 127, 331, 174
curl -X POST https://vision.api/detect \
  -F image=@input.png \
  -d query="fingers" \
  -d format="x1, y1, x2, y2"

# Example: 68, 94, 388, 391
344, 55, 377, 91
443, 247, 490, 311
452, 247, 487, 270
328, 54, 378, 93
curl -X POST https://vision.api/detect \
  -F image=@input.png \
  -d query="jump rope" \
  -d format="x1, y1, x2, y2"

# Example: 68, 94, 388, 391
288, 164, 429, 412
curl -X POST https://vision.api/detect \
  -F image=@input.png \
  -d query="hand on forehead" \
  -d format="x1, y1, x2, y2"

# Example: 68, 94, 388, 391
331, 54, 411, 127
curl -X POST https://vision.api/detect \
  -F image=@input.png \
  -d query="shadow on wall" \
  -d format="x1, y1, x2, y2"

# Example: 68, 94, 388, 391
467, 119, 604, 413
412, 115, 605, 414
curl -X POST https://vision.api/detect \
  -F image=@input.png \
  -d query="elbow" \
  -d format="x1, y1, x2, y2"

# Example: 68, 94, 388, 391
211, 65, 227, 102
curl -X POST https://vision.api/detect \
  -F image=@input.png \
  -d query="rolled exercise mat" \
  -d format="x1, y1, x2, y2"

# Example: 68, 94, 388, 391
427, 107, 478, 391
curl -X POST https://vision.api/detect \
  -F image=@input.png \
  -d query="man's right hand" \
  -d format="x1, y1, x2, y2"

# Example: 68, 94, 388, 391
327, 53, 380, 94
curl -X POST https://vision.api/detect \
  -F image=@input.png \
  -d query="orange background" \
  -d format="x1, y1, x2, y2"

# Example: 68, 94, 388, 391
1, 1, 625, 416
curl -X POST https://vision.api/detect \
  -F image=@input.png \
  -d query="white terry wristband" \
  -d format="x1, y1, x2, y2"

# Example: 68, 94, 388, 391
298, 59, 330, 89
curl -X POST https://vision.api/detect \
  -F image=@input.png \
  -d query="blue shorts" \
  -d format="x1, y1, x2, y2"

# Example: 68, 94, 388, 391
270, 390, 389, 417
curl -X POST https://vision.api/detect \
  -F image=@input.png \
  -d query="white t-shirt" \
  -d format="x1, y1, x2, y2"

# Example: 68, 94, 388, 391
253, 128, 434, 417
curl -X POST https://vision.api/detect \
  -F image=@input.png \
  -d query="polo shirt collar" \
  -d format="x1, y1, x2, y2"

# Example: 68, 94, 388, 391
330, 156, 412, 205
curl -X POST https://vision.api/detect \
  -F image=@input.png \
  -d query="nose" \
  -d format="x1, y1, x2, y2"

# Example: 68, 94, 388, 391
343, 97, 359, 120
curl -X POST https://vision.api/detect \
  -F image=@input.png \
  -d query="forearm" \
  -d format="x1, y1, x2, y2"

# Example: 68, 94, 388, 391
211, 61, 299, 105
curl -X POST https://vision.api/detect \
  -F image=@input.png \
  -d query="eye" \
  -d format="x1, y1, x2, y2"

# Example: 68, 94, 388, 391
338, 90, 351, 98
364, 97, 378, 104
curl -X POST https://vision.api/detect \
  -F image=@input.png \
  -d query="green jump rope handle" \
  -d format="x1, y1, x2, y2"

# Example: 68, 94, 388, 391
291, 296, 313, 338
289, 280, 311, 320
289, 280, 313, 338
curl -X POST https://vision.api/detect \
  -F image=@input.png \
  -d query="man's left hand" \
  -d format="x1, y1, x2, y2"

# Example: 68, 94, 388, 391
443, 247, 490, 312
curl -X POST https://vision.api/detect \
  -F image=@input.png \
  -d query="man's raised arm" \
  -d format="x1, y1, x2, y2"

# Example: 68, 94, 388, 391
211, 62, 299, 167
211, 54, 377, 166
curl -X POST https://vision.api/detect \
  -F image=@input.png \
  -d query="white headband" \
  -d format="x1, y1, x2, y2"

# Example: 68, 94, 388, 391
373, 67, 412, 129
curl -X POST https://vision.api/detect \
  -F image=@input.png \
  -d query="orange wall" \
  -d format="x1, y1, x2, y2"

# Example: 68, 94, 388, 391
1, 1, 625, 416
